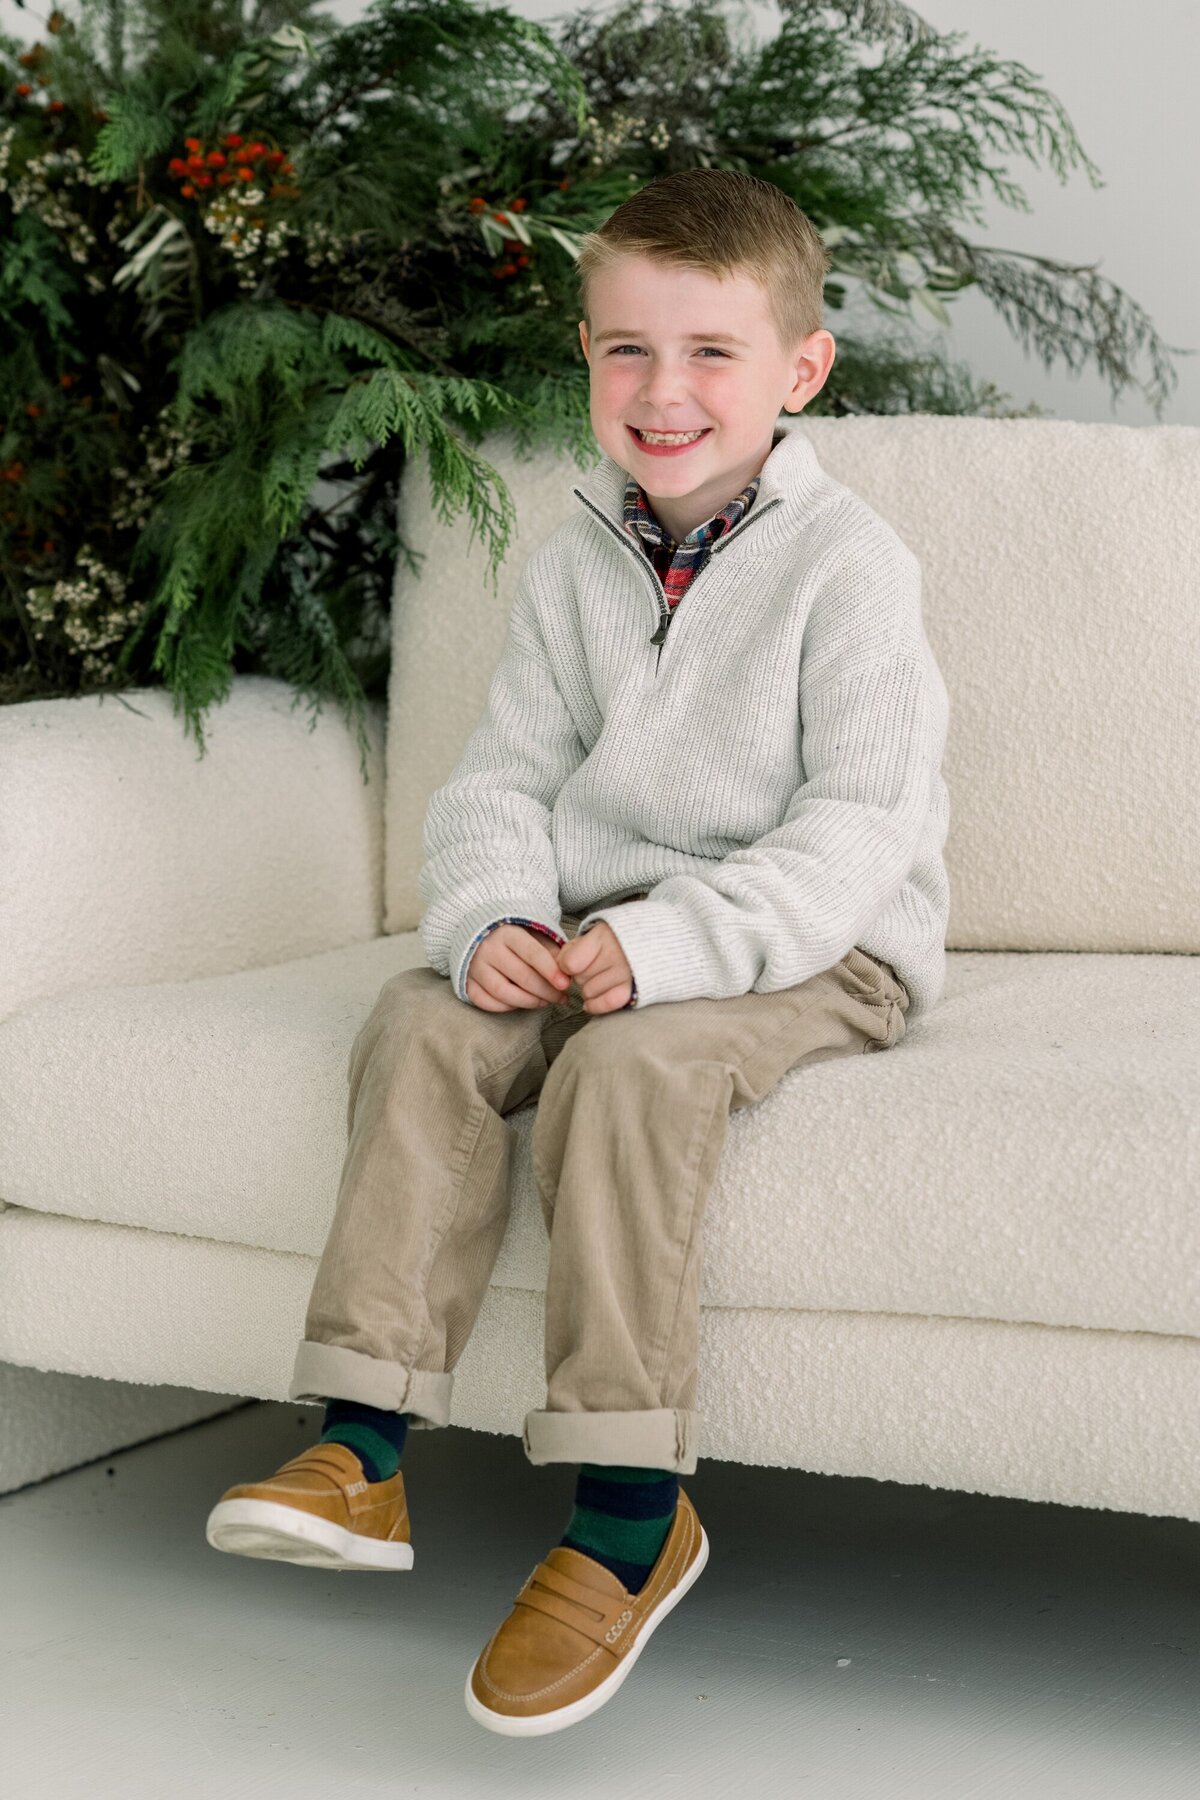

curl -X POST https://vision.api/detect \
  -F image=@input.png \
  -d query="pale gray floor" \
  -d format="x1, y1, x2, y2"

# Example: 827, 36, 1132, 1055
2, 1399, 1197, 1799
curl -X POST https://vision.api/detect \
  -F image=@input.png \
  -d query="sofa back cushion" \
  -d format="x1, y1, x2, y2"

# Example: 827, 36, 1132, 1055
0, 675, 386, 1023
384, 416, 1200, 955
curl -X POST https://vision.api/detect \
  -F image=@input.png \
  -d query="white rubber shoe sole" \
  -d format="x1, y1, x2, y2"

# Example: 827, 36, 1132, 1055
464, 1522, 709, 1735
205, 1497, 415, 1572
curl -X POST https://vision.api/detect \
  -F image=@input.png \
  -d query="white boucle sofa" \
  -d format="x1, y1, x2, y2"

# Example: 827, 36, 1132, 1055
2, 415, 1197, 1518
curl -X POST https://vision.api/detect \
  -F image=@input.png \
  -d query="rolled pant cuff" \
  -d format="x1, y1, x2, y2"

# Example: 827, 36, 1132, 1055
522, 1407, 700, 1474
288, 1339, 452, 1430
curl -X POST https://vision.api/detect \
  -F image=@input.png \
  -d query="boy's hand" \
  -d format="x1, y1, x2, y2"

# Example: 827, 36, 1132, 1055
464, 920, 634, 1014
465, 923, 572, 1012
557, 920, 634, 1014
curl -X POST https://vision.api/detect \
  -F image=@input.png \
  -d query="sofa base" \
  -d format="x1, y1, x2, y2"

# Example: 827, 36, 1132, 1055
0, 1360, 246, 1496
1, 1205, 1196, 1523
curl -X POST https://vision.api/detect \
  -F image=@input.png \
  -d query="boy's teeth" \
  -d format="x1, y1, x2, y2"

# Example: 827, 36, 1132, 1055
636, 428, 706, 444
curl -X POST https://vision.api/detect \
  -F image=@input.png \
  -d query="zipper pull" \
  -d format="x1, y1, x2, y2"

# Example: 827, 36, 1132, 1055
650, 623, 668, 645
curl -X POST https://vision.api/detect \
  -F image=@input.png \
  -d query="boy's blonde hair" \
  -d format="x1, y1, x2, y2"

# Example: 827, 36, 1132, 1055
576, 168, 832, 352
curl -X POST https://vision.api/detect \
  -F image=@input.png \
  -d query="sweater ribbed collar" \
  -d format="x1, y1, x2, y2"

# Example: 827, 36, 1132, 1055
570, 421, 825, 556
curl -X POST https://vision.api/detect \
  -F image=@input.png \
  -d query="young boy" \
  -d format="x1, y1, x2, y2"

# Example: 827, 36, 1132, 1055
206, 168, 950, 1737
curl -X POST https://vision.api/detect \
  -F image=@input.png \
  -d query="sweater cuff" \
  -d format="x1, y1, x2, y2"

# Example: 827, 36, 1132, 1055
452, 905, 567, 1003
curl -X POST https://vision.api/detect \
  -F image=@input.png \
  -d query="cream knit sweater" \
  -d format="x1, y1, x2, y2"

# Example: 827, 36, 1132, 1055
418, 424, 951, 1022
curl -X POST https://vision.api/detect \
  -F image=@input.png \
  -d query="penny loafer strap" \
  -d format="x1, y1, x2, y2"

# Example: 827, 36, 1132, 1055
513, 1561, 627, 1645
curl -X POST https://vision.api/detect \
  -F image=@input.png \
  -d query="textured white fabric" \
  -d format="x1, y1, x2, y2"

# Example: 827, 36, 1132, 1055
386, 417, 1200, 968
0, 675, 387, 1025
2, 934, 1196, 1338
0, 1361, 239, 1496
415, 425, 951, 1018
2, 1207, 1197, 1522
4, 414, 1199, 1518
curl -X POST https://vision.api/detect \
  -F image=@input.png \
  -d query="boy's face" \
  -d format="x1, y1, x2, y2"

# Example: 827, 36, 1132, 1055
578, 253, 835, 542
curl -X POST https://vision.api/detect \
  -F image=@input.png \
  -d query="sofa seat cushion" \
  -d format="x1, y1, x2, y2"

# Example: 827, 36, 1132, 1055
1, 945, 1196, 1338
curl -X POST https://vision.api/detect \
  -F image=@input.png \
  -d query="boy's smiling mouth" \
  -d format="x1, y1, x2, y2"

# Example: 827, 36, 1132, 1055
627, 425, 713, 456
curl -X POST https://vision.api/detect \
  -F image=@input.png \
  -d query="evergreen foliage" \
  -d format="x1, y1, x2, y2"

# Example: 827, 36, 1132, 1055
0, 0, 1184, 766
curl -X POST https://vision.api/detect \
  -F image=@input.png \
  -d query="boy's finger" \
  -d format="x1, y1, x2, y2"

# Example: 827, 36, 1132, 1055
465, 974, 507, 1011
488, 960, 553, 1007
543, 951, 570, 987
584, 983, 631, 1014
505, 942, 564, 1001
580, 967, 627, 1003
528, 944, 569, 990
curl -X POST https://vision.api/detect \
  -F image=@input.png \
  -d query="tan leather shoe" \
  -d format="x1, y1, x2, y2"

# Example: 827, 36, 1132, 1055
465, 1485, 708, 1734
205, 1441, 413, 1572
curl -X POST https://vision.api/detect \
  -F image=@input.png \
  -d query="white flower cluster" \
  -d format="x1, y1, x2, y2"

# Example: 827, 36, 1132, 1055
24, 545, 151, 680
581, 111, 670, 167
0, 134, 106, 292
199, 187, 284, 293
103, 205, 134, 245
198, 188, 352, 292
109, 417, 195, 532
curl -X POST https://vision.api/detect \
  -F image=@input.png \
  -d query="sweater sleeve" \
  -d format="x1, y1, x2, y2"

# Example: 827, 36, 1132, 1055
574, 651, 933, 1008
417, 562, 587, 1004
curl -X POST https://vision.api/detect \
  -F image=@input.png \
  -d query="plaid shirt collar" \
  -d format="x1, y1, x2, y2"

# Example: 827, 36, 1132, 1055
622, 466, 762, 569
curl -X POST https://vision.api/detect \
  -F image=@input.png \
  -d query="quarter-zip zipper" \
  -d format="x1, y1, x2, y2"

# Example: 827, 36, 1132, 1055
572, 492, 670, 671
571, 489, 783, 678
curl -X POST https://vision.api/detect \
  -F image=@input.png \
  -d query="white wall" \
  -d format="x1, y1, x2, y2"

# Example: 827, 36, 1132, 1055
4, 0, 1194, 423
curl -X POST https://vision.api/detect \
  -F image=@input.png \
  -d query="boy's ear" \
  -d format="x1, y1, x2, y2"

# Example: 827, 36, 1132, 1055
578, 320, 590, 364
784, 328, 836, 411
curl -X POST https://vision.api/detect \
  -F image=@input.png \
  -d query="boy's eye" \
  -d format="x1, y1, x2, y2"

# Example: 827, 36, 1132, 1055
607, 345, 728, 358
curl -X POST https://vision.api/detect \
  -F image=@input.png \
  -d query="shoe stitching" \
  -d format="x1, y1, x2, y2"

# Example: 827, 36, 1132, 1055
357, 1496, 407, 1518
622, 1496, 693, 1637
239, 1481, 407, 1531
477, 1632, 606, 1704
247, 1482, 336, 1497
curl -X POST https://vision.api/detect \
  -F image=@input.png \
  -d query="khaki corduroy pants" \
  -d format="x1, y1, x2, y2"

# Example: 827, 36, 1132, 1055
288, 900, 909, 1475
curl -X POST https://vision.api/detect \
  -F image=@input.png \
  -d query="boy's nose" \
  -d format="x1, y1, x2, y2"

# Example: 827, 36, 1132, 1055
640, 369, 691, 400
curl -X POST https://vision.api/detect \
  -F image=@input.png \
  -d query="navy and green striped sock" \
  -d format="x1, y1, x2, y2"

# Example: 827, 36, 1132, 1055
559, 1464, 679, 1594
318, 1397, 409, 1483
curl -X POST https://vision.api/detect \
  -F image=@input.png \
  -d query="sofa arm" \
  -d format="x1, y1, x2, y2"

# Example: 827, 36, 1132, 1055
0, 674, 385, 1024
